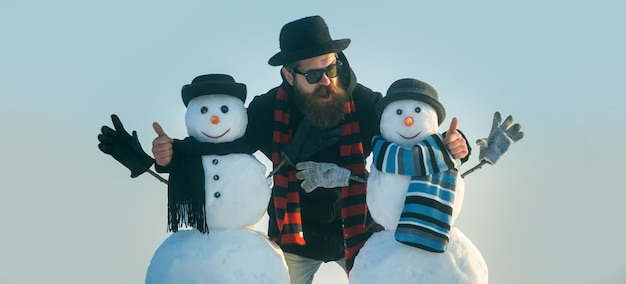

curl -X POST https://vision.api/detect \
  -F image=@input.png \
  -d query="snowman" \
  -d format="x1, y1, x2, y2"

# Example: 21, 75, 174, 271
349, 78, 488, 284
143, 74, 290, 284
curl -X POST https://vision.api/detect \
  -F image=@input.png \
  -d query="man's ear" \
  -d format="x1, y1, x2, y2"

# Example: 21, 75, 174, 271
282, 67, 294, 86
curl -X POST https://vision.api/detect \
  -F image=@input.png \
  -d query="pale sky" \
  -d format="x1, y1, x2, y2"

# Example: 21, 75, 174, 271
1, 1, 624, 283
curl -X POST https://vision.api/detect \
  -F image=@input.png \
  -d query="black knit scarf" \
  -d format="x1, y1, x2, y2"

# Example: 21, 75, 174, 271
166, 136, 249, 234
271, 87, 372, 272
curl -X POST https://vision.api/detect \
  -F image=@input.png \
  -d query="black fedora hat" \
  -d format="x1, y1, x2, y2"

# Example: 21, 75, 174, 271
181, 74, 246, 107
376, 78, 446, 125
268, 15, 351, 66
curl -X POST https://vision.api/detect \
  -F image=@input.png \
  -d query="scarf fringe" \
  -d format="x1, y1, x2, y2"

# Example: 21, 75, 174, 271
168, 202, 209, 234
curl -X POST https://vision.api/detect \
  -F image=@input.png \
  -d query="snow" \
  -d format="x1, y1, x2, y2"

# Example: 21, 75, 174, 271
351, 229, 487, 284
146, 229, 288, 284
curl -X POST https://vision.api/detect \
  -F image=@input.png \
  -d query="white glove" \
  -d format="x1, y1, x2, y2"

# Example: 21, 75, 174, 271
476, 111, 524, 165
295, 161, 351, 193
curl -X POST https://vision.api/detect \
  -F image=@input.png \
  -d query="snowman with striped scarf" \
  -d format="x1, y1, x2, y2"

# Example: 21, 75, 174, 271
349, 78, 488, 284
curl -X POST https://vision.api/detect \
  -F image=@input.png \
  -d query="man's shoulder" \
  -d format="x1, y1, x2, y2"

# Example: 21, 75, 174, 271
352, 83, 382, 106
249, 86, 280, 109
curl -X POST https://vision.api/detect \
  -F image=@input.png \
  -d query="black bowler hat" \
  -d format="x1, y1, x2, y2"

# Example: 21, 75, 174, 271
268, 15, 351, 66
376, 78, 446, 125
181, 74, 246, 107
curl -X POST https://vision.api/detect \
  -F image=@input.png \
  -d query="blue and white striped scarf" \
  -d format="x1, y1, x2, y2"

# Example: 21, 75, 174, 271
372, 134, 459, 252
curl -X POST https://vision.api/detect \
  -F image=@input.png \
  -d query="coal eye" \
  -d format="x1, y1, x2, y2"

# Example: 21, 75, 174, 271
396, 109, 403, 115
221, 105, 229, 113
201, 106, 208, 114
414, 107, 421, 113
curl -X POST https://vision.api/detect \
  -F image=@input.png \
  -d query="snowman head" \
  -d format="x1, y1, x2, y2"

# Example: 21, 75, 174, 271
181, 74, 247, 143
185, 95, 247, 143
380, 100, 439, 147
376, 78, 446, 147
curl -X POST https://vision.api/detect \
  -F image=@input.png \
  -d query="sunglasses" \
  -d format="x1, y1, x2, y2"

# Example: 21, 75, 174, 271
292, 61, 342, 84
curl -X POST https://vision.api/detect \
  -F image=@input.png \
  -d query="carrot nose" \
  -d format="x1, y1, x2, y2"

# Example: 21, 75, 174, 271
404, 116, 414, 126
211, 115, 220, 124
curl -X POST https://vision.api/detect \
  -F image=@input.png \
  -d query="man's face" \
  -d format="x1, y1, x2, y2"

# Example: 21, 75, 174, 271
285, 53, 348, 129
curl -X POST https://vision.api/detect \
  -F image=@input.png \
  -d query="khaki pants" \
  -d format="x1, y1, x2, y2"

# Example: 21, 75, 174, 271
283, 252, 347, 284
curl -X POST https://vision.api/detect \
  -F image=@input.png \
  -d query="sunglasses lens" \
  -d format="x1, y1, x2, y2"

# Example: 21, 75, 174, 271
306, 70, 325, 84
327, 64, 338, 78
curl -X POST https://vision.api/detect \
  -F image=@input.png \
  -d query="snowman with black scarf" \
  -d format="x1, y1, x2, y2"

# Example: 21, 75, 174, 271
98, 74, 289, 284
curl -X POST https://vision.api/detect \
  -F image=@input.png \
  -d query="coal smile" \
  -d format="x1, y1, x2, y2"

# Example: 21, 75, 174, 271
202, 128, 230, 139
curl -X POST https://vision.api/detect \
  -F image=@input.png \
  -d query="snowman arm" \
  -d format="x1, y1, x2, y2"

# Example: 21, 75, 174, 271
371, 134, 458, 176
146, 168, 169, 184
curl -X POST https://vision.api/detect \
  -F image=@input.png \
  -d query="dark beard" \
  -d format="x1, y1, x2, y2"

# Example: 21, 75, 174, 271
293, 81, 348, 129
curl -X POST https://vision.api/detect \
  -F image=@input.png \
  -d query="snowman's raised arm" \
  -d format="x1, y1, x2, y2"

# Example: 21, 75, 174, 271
372, 134, 460, 176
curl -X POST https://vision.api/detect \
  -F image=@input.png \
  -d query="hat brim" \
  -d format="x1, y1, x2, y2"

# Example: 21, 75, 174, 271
182, 83, 246, 107
268, 39, 350, 66
375, 92, 446, 125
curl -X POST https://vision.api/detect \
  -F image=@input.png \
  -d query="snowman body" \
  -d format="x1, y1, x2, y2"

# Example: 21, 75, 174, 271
145, 94, 289, 284
199, 153, 268, 229
145, 229, 287, 284
350, 99, 487, 284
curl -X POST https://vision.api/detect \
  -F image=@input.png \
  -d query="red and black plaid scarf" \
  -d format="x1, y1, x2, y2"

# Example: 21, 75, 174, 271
271, 87, 372, 272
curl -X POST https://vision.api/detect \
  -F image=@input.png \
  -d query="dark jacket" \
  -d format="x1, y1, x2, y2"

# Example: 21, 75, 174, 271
246, 52, 383, 261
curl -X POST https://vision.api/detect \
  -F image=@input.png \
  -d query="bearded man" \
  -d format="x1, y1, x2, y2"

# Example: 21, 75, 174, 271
151, 15, 470, 284
247, 15, 471, 283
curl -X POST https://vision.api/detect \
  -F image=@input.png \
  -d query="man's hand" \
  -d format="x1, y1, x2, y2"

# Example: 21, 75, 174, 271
295, 161, 351, 193
443, 117, 469, 160
476, 112, 524, 165
151, 122, 173, 167
98, 114, 154, 178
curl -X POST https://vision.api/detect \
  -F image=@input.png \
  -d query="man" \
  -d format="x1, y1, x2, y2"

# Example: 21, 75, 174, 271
152, 15, 470, 284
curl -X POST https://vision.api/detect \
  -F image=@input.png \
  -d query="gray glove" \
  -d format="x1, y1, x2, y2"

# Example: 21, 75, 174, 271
295, 161, 351, 193
476, 111, 524, 165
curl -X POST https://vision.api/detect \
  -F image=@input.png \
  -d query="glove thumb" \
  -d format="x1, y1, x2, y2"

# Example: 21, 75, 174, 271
476, 138, 488, 148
